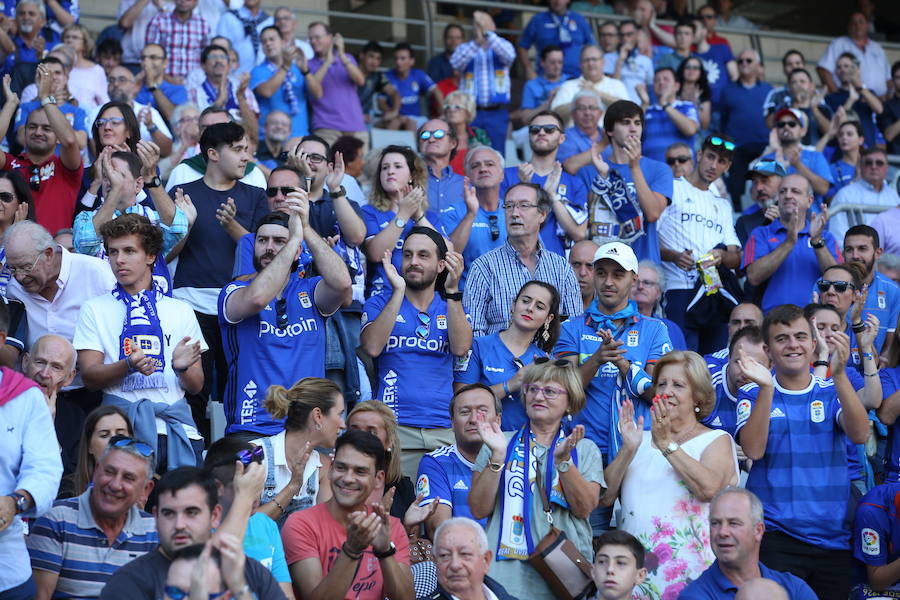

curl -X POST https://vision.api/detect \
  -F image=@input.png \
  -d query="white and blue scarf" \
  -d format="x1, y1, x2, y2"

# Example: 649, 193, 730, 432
113, 282, 167, 392
496, 421, 577, 561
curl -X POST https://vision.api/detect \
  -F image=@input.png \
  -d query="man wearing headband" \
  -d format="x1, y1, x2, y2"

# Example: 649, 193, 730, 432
219, 201, 352, 440
360, 227, 472, 479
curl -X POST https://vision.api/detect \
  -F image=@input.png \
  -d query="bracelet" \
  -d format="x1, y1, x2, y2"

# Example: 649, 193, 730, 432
852, 322, 867, 334
341, 541, 363, 560
173, 364, 189, 373
864, 371, 879, 378
487, 460, 503, 473
124, 354, 136, 373
272, 498, 286, 512
812, 360, 830, 368
862, 352, 875, 361
503, 380, 511, 398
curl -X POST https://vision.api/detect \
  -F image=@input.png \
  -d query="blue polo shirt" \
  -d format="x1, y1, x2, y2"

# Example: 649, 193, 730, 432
427, 165, 465, 216
500, 166, 587, 256
386, 68, 436, 117
519, 10, 596, 79
742, 219, 841, 313
135, 81, 189, 113
705, 362, 739, 437
720, 80, 774, 147
679, 560, 817, 599
555, 311, 672, 460
642, 101, 699, 162
829, 161, 856, 198
362, 291, 461, 428
250, 61, 309, 137
878, 368, 900, 483
454, 332, 548, 431
736, 375, 851, 549
521, 76, 565, 109
852, 483, 900, 597
662, 317, 688, 351
416, 444, 485, 526
439, 201, 505, 290
761, 149, 834, 207
862, 272, 900, 354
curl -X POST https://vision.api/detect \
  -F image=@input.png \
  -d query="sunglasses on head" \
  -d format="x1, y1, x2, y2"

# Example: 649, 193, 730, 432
266, 186, 296, 198
209, 444, 265, 469
666, 156, 691, 165
776, 121, 799, 129
533, 357, 571, 368
419, 129, 447, 141
488, 214, 499, 241
529, 124, 560, 135
816, 279, 856, 294
416, 312, 431, 339
706, 136, 735, 151
163, 586, 228, 600
109, 435, 154, 457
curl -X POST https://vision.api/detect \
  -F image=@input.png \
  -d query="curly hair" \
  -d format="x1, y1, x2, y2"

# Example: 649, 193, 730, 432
100, 213, 163, 257
369, 145, 428, 212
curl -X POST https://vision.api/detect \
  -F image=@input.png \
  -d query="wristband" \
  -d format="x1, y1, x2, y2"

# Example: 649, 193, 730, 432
503, 380, 511, 398
147, 124, 159, 133
864, 371, 879, 378
342, 541, 363, 560
812, 360, 830, 368
125, 354, 136, 373
862, 352, 875, 361
272, 498, 285, 512
852, 322, 867, 334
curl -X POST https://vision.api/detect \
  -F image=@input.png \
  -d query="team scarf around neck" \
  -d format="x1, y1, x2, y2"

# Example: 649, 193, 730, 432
202, 79, 239, 111
585, 298, 638, 333
496, 420, 576, 561
113, 281, 167, 391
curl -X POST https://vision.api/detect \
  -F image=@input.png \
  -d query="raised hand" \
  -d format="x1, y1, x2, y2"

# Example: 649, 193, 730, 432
595, 329, 627, 366
171, 336, 201, 371
591, 143, 610, 178
382, 249, 405, 292
462, 176, 478, 215
735, 350, 774, 388
370, 502, 393, 553
333, 33, 346, 56
443, 251, 464, 294
326, 151, 345, 190
650, 394, 673, 449
623, 136, 642, 164
216, 197, 238, 227
809, 205, 828, 241
475, 410, 508, 457
809, 317, 830, 361
857, 313, 880, 353
2, 74, 18, 105
174, 188, 197, 227
403, 493, 439, 528
617, 399, 644, 451
217, 532, 248, 595
138, 106, 153, 128
850, 283, 869, 325
288, 440, 313, 488
553, 424, 584, 463
237, 72, 250, 96
232, 459, 266, 501
830, 330, 851, 374
36, 63, 52, 99
396, 186, 423, 220
345, 510, 380, 554
542, 162, 563, 200
517, 161, 535, 184
135, 140, 161, 179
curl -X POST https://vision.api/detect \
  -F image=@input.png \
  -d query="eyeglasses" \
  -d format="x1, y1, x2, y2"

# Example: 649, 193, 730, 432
523, 384, 568, 400
266, 186, 296, 198
8, 252, 44, 276
209, 444, 264, 469
863, 159, 887, 168
140, 54, 164, 61
163, 586, 228, 600
107, 76, 133, 84
178, 115, 199, 125
502, 202, 539, 211
574, 104, 600, 112
306, 152, 327, 164
29, 165, 40, 191
816, 279, 856, 294
275, 297, 289, 330
488, 214, 499, 241
636, 279, 660, 288
109, 435, 155, 457
529, 124, 560, 135
0, 192, 17, 204
776, 121, 799, 129
666, 156, 691, 165
700, 13, 716, 20
737, 58, 755, 64
416, 312, 431, 339
706, 136, 735, 151
683, 63, 701, 70
96, 116, 125, 128
444, 103, 465, 111
419, 129, 447, 141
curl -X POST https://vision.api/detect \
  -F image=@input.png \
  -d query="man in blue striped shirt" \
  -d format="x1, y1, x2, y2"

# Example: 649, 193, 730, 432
27, 437, 158, 599
736, 304, 869, 600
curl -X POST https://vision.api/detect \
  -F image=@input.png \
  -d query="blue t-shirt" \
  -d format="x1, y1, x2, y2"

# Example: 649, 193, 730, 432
453, 332, 547, 431
679, 560, 817, 600
862, 272, 900, 354
736, 376, 851, 549
719, 80, 773, 147
742, 220, 841, 313
694, 45, 734, 106
362, 292, 461, 428
662, 317, 687, 351
557, 125, 601, 167
415, 444, 485, 526
521, 76, 565, 110
705, 363, 739, 437
499, 166, 587, 256
761, 149, 834, 207
642, 101, 699, 162
218, 275, 328, 435
519, 10, 595, 79
134, 81, 188, 112
439, 201, 505, 291
555, 312, 672, 460
244, 512, 291, 583
829, 160, 856, 199
879, 367, 900, 483
385, 68, 436, 117
15, 100, 87, 137
825, 90, 884, 148
852, 483, 900, 597
250, 61, 309, 138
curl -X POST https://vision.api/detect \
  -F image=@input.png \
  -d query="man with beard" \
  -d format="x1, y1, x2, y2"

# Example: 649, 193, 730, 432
843, 225, 900, 362
255, 111, 292, 170
500, 111, 587, 256
735, 159, 785, 246
360, 228, 471, 479
219, 201, 350, 440
22, 334, 76, 419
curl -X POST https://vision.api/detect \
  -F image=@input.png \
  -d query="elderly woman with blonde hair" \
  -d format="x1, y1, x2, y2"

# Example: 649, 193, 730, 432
442, 90, 491, 174
602, 350, 739, 599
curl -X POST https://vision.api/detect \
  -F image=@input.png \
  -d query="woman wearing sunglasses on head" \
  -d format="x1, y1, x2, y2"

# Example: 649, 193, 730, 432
469, 359, 604, 600
442, 91, 491, 176
250, 377, 346, 527
60, 405, 134, 499
454, 280, 560, 431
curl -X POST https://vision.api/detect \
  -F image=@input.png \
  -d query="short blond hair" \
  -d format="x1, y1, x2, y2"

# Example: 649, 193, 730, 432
652, 351, 715, 419
443, 91, 476, 123
347, 401, 402, 485
521, 359, 586, 416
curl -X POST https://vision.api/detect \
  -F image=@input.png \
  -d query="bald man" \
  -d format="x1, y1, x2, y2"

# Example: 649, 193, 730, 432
23, 334, 77, 419
705, 303, 764, 370
568, 239, 599, 309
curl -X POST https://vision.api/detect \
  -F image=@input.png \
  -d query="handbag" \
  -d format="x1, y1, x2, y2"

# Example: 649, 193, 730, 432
527, 462, 596, 600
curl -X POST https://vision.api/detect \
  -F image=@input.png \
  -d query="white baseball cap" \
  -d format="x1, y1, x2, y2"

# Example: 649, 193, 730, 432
593, 242, 639, 273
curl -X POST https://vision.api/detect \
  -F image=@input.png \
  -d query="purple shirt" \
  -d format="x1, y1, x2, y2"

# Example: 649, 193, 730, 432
307, 55, 366, 132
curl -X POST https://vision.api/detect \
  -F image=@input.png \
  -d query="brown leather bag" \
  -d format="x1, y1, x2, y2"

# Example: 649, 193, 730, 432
527, 467, 596, 600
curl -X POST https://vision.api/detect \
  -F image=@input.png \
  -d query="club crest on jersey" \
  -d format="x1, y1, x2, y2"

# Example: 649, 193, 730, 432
810, 399, 825, 423
436, 315, 447, 329
879, 291, 886, 309
298, 291, 312, 308
627, 330, 639, 347
557, 184, 567, 198
862, 528, 880, 555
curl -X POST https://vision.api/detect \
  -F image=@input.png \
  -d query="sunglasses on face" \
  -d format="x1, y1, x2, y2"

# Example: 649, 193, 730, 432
706, 136, 736, 151
416, 312, 431, 339
529, 124, 560, 135
816, 279, 856, 294
0, 192, 17, 204
164, 586, 228, 600
275, 297, 289, 330
666, 156, 691, 165
419, 129, 447, 141
737, 58, 755, 64
266, 186, 296, 198
488, 214, 499, 241
776, 121, 799, 129
863, 159, 887, 168
109, 435, 154, 457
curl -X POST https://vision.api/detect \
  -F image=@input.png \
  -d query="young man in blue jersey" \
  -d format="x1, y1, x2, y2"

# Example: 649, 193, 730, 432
736, 304, 870, 600
386, 43, 442, 130
360, 227, 472, 480
852, 482, 900, 597
705, 325, 769, 439
414, 383, 500, 537
218, 199, 352, 440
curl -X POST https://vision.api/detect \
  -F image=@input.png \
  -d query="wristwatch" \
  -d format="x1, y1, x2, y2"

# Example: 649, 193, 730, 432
662, 442, 680, 458
393, 217, 407, 228
147, 85, 160, 92
145, 175, 162, 189
331, 185, 346, 198
810, 238, 825, 249
7, 493, 29, 514
557, 460, 572, 473
40, 95, 56, 106
373, 542, 397, 559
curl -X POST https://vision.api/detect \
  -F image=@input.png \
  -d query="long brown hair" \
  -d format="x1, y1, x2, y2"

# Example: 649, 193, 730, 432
369, 145, 428, 212
73, 405, 134, 496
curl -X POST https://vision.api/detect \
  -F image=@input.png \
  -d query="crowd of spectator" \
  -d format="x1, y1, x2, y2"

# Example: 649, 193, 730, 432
0, 0, 900, 599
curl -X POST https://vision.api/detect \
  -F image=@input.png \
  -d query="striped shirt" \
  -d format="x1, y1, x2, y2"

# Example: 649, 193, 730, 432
463, 240, 582, 337
736, 375, 850, 549
450, 31, 515, 107
145, 11, 210, 79
27, 489, 158, 598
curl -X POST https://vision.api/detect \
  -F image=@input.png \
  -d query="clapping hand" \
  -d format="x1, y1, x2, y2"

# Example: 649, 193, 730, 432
404, 493, 440, 528
174, 187, 197, 227
617, 399, 644, 451
553, 424, 584, 464
325, 151, 345, 190
442, 251, 464, 294
462, 177, 478, 215
734, 349, 774, 388
382, 249, 405, 292
171, 336, 201, 372
475, 410, 507, 458
216, 197, 238, 227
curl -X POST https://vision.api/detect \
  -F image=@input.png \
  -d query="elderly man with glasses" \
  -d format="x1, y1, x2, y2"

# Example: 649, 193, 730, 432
830, 148, 899, 241
26, 436, 158, 600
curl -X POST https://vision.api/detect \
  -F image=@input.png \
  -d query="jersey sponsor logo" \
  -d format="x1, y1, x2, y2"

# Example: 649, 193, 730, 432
258, 318, 319, 338
436, 315, 447, 329
386, 335, 449, 353
581, 334, 602, 342
810, 399, 825, 423
770, 407, 786, 418
382, 369, 398, 409
298, 291, 312, 308
241, 379, 258, 425
680, 212, 723, 234
862, 528, 881, 555
627, 330, 639, 347
453, 479, 469, 491
710, 416, 722, 426
416, 474, 430, 497
737, 399, 752, 422
485, 366, 505, 373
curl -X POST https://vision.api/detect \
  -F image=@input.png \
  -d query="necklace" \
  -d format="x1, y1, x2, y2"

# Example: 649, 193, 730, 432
672, 422, 699, 445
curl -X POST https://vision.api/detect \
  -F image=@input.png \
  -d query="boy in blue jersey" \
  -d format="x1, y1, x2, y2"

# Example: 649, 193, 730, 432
736, 304, 870, 600
414, 383, 500, 536
852, 482, 900, 598
360, 227, 473, 479
386, 43, 442, 129
218, 202, 352, 439
706, 325, 769, 438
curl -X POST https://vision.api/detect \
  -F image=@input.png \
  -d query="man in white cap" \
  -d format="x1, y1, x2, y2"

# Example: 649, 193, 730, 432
556, 241, 672, 533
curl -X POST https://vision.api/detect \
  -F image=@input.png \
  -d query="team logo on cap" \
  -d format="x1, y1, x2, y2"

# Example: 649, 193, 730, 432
862, 528, 880, 555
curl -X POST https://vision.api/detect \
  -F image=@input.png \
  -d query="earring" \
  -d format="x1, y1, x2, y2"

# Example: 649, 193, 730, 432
694, 405, 700, 413
542, 323, 551, 343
